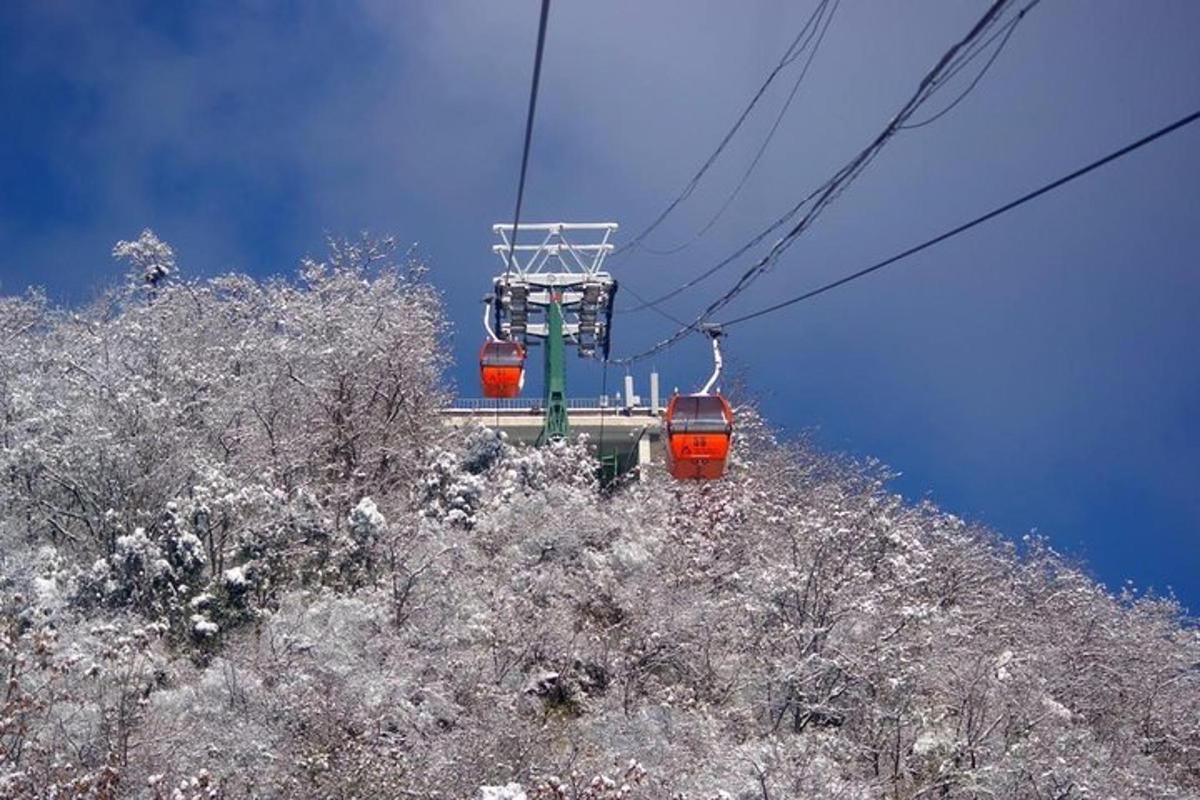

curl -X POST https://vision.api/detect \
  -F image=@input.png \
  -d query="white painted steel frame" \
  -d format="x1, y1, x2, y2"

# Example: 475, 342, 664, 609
493, 222, 617, 276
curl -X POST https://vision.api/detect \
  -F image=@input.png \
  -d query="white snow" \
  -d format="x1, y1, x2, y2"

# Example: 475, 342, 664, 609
191, 615, 219, 637
477, 784, 527, 800
223, 566, 248, 587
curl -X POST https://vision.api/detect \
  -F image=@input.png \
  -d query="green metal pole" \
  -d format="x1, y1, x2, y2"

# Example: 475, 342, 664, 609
539, 297, 570, 443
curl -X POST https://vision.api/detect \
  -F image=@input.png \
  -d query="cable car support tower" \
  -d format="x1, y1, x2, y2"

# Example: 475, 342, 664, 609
490, 222, 619, 444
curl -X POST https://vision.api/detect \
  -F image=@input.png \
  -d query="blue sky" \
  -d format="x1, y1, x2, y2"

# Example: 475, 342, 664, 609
1, 1, 1197, 610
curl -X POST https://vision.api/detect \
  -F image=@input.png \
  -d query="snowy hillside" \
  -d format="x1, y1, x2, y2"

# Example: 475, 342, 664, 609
1, 235, 1197, 799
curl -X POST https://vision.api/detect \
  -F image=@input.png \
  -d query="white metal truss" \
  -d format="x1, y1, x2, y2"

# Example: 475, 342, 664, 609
492, 222, 617, 277
490, 222, 619, 358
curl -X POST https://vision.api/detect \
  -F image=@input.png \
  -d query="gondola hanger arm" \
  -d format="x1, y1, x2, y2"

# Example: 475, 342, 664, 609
699, 325, 724, 396
483, 297, 500, 342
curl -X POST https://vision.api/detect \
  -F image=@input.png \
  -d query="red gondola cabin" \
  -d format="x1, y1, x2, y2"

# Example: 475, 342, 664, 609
664, 393, 734, 480
479, 340, 526, 399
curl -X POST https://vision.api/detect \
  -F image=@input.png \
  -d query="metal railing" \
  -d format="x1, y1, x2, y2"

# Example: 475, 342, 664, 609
445, 397, 658, 414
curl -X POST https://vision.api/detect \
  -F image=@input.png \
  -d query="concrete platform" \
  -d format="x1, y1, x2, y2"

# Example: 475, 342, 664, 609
441, 399, 663, 469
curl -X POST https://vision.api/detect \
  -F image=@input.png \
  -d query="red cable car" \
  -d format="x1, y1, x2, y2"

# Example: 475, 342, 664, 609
663, 327, 733, 480
479, 340, 526, 398
664, 393, 734, 480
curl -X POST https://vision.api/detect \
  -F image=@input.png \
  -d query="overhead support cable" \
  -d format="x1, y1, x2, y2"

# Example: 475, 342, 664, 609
901, 0, 1039, 130
681, 0, 840, 249
620, 0, 1038, 319
613, 0, 837, 258
620, 283, 692, 328
628, 0, 841, 258
717, 108, 1200, 327
504, 0, 553, 275
613, 0, 1019, 364
619, 183, 822, 314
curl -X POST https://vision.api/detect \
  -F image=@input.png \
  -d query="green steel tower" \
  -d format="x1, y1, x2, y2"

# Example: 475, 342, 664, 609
538, 297, 570, 443
489, 222, 618, 446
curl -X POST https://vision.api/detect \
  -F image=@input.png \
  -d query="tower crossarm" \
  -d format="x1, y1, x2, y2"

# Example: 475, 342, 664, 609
493, 222, 617, 276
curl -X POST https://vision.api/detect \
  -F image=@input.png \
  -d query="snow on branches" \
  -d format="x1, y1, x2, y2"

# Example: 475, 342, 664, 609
113, 228, 176, 289
0, 235, 1197, 798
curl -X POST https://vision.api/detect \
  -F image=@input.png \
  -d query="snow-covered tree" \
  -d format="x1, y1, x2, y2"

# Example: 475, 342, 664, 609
113, 228, 176, 289
1, 235, 1197, 798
